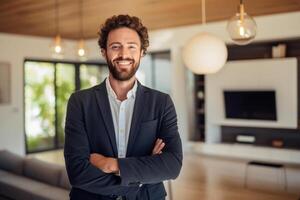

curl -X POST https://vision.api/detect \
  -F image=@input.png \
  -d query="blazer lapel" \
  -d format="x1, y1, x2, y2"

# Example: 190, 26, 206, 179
126, 82, 148, 156
94, 81, 118, 157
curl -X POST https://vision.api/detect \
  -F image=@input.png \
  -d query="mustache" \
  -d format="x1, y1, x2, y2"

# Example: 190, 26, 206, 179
113, 57, 134, 62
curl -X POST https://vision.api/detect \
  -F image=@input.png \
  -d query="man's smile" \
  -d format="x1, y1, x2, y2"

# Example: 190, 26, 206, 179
116, 60, 133, 65
114, 60, 134, 69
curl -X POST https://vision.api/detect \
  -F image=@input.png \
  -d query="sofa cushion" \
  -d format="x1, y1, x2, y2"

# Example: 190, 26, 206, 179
0, 171, 69, 200
23, 158, 62, 187
0, 169, 11, 178
0, 150, 24, 175
31, 184, 69, 200
0, 171, 46, 200
59, 168, 71, 190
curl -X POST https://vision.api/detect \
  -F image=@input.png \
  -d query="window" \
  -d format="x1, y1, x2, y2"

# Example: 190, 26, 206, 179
24, 60, 107, 153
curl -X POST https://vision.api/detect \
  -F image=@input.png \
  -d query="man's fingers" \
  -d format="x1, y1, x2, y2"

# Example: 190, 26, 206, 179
152, 139, 165, 155
152, 139, 162, 153
155, 138, 161, 145
154, 139, 163, 152
157, 142, 165, 152
155, 138, 162, 147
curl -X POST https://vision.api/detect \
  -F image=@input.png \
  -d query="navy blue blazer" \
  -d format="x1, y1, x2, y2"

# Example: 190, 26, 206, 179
64, 80, 182, 200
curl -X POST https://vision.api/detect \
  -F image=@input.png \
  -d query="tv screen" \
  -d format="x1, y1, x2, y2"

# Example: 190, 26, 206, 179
224, 90, 277, 121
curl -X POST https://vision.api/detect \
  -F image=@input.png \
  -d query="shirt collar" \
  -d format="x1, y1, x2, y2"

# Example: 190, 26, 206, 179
105, 77, 137, 100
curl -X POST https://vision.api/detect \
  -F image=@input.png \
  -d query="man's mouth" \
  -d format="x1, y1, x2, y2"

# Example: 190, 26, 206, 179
115, 60, 133, 67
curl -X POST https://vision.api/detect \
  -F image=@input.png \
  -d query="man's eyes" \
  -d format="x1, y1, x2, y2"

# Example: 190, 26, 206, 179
129, 45, 137, 50
111, 45, 121, 49
110, 45, 138, 50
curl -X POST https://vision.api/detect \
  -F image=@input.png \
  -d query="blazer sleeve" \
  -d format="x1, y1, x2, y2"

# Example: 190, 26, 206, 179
64, 93, 131, 195
118, 94, 183, 186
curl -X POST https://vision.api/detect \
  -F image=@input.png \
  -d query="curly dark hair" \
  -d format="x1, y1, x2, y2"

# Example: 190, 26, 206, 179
98, 14, 149, 55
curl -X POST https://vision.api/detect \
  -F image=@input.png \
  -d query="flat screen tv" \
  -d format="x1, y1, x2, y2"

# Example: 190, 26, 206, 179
224, 90, 277, 121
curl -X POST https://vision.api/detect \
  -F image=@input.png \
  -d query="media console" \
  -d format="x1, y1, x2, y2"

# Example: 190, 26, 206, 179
221, 126, 300, 150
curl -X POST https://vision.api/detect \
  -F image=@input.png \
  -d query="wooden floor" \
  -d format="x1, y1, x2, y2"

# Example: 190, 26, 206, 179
29, 150, 300, 200
172, 153, 299, 200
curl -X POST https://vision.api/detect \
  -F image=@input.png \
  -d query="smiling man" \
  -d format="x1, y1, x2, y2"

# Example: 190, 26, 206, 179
64, 15, 182, 200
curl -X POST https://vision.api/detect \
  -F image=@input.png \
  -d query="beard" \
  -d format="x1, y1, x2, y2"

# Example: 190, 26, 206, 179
106, 55, 141, 81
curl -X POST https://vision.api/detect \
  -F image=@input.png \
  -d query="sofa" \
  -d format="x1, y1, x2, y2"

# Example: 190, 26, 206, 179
0, 150, 70, 200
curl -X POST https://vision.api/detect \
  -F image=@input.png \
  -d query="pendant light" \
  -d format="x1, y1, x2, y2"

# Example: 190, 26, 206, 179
227, 0, 257, 45
182, 0, 228, 74
50, 0, 64, 58
77, 0, 87, 60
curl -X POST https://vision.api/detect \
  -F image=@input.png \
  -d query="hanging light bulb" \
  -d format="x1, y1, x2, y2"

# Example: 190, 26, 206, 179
182, 0, 227, 74
53, 35, 63, 53
77, 0, 87, 60
227, 0, 257, 45
50, 0, 64, 58
77, 39, 87, 58
51, 35, 65, 59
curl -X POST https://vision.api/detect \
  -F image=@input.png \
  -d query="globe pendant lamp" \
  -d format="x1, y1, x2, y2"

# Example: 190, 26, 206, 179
50, 0, 64, 59
182, 0, 227, 74
227, 0, 257, 45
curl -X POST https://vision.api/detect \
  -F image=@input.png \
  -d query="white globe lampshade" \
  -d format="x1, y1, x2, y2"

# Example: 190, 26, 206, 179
182, 32, 228, 74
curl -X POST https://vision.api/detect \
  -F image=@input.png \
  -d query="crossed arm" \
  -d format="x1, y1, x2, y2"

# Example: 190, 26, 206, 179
89, 138, 166, 174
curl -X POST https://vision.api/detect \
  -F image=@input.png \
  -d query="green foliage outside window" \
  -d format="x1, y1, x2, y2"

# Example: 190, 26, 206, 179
25, 61, 105, 153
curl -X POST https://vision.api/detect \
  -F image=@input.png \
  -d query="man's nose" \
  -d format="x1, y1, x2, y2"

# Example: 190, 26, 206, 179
118, 47, 130, 58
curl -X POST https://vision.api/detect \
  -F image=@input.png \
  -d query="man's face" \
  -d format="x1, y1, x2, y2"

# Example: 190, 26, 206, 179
102, 27, 144, 81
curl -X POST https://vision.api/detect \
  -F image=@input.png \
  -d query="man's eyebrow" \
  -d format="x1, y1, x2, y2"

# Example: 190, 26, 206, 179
108, 42, 121, 47
127, 42, 138, 45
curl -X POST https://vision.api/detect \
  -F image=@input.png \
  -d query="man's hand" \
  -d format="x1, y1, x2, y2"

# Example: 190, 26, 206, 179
152, 138, 165, 155
89, 153, 119, 173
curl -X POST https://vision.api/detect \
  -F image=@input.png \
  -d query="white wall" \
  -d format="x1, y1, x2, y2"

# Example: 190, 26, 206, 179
206, 58, 298, 143
0, 33, 77, 155
1, 11, 300, 155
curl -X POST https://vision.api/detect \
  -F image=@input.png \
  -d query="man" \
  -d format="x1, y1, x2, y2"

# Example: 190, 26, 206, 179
64, 14, 182, 200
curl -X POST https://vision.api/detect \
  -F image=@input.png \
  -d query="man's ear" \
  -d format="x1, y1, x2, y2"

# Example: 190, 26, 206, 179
141, 49, 145, 57
101, 48, 106, 59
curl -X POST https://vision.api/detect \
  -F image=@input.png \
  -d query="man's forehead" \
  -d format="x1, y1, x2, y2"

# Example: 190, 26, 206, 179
107, 27, 141, 43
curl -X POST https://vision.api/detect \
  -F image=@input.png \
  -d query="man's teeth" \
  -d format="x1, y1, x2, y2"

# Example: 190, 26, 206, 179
117, 61, 132, 65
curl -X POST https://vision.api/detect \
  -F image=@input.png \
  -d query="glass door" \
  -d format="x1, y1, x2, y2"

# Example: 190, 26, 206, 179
24, 60, 107, 153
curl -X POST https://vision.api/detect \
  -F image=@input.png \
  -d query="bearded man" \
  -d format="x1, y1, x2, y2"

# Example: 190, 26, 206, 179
64, 14, 182, 200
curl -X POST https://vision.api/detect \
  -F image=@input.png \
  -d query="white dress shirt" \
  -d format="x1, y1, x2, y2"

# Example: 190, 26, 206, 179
105, 77, 137, 158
